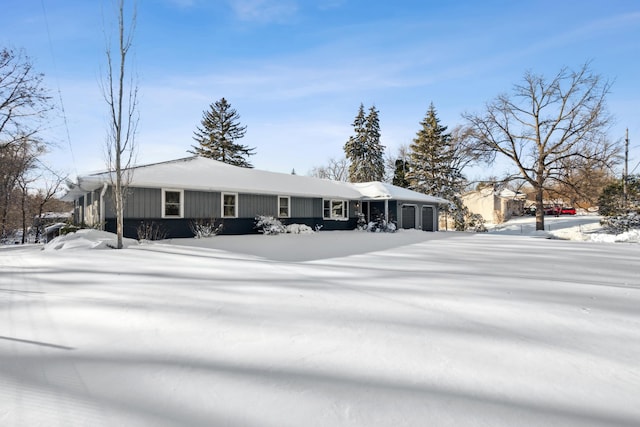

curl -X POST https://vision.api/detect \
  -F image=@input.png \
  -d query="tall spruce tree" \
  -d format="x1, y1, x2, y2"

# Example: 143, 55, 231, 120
408, 103, 471, 230
189, 98, 255, 168
363, 105, 385, 181
344, 103, 385, 182
407, 103, 459, 199
344, 103, 367, 182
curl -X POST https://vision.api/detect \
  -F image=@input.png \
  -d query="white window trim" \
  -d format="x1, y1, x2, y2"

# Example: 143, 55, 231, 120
162, 188, 184, 218
323, 199, 349, 221
221, 192, 238, 218
278, 196, 290, 218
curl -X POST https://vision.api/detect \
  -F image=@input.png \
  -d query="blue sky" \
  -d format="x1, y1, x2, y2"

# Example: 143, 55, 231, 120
2, 0, 639, 181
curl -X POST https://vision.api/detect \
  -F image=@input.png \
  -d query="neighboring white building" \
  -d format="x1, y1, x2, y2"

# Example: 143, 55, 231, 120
462, 187, 526, 223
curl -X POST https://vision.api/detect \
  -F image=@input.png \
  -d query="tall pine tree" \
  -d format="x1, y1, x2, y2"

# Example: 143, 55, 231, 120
344, 104, 385, 182
408, 103, 471, 230
407, 103, 460, 199
189, 98, 255, 168
344, 103, 367, 182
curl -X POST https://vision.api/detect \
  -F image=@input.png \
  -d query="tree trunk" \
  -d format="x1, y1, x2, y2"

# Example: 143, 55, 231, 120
20, 187, 27, 244
116, 179, 123, 249
535, 183, 545, 231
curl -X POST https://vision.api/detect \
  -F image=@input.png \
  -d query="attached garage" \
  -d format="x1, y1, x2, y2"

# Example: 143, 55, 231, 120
353, 182, 449, 232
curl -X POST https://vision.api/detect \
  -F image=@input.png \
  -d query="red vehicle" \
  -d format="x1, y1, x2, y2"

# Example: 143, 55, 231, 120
543, 205, 562, 216
560, 207, 576, 215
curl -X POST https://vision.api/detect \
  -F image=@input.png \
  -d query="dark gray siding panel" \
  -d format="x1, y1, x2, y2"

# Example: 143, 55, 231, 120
291, 197, 318, 217
185, 190, 219, 218
239, 194, 277, 218
106, 187, 161, 219
129, 188, 161, 218
104, 192, 114, 217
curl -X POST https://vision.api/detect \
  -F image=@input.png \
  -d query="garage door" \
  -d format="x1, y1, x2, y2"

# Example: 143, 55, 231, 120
422, 206, 434, 231
401, 205, 416, 229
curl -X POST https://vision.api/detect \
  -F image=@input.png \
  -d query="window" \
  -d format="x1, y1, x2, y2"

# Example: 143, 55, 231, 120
222, 193, 237, 218
278, 196, 290, 218
162, 189, 183, 218
323, 199, 348, 220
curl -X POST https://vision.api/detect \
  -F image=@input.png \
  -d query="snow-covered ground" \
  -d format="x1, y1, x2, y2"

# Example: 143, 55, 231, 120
1, 216, 639, 426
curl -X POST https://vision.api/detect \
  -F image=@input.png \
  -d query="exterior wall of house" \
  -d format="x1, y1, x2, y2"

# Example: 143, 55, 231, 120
72, 191, 100, 227
500, 198, 525, 220
396, 200, 439, 231
291, 197, 317, 217
184, 190, 219, 218
362, 200, 439, 231
462, 191, 496, 223
99, 186, 358, 238
462, 190, 526, 224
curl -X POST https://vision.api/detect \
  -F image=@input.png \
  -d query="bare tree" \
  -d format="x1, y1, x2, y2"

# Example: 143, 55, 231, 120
32, 168, 68, 242
1, 48, 52, 240
0, 48, 52, 150
309, 157, 349, 181
0, 136, 43, 240
101, 0, 138, 249
463, 63, 615, 230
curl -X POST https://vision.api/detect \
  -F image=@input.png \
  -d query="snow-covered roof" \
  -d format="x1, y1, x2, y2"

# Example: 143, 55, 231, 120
64, 156, 448, 204
353, 181, 449, 204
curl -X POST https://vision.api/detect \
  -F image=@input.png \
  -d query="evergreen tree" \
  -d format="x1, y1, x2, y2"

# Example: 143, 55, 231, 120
598, 175, 639, 216
392, 158, 410, 188
408, 103, 471, 229
344, 103, 367, 182
363, 105, 385, 181
344, 104, 385, 182
189, 98, 255, 168
407, 103, 460, 199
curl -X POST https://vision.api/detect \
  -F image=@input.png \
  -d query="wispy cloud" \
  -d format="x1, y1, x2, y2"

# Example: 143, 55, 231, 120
227, 0, 299, 24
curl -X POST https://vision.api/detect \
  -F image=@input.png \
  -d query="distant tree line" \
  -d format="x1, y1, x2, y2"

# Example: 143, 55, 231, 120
0, 47, 67, 243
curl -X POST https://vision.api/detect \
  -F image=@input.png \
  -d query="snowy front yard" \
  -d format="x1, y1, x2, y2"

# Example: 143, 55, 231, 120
1, 219, 639, 426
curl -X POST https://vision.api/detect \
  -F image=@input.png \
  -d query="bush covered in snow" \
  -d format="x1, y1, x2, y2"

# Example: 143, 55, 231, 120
285, 223, 314, 234
189, 218, 223, 238
255, 216, 316, 235
255, 215, 287, 235
466, 212, 487, 232
600, 212, 640, 234
367, 215, 396, 233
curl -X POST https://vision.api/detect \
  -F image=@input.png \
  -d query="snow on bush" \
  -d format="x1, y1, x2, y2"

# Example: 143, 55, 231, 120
255, 215, 286, 235
255, 216, 316, 235
367, 216, 396, 233
189, 218, 223, 238
600, 212, 640, 234
285, 223, 314, 234
43, 229, 137, 251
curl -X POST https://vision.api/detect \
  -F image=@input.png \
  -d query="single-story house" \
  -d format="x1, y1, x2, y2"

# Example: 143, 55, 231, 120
461, 187, 526, 223
63, 156, 448, 238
